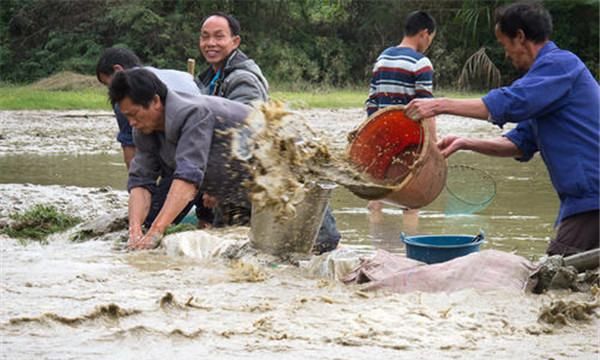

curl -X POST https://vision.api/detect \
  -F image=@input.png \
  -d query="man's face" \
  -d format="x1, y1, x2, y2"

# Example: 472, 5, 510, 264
118, 96, 164, 135
495, 25, 532, 72
199, 15, 240, 69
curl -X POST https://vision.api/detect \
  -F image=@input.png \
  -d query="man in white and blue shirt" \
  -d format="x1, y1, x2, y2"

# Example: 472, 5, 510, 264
366, 11, 436, 116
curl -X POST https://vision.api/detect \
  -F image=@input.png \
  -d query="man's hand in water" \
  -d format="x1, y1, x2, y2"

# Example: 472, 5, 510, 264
127, 228, 163, 250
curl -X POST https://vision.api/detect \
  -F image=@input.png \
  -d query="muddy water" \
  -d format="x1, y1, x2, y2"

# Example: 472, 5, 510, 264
0, 147, 555, 258
1, 110, 597, 359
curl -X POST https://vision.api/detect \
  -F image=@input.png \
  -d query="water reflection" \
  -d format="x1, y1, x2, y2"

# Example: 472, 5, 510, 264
0, 153, 127, 189
0, 150, 558, 257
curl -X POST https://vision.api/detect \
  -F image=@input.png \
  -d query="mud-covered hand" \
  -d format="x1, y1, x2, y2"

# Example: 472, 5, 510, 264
127, 229, 163, 250
437, 135, 466, 158
127, 224, 144, 249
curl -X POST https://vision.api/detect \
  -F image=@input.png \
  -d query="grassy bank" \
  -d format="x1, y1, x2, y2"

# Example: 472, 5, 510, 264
0, 85, 484, 110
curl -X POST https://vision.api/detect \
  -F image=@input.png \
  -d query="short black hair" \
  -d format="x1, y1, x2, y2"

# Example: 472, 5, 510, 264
404, 11, 436, 36
201, 11, 241, 36
96, 47, 142, 82
108, 68, 167, 108
495, 2, 552, 43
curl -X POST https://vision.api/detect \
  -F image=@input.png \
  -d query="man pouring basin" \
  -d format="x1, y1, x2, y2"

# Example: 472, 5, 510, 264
109, 68, 253, 250
405, 2, 599, 256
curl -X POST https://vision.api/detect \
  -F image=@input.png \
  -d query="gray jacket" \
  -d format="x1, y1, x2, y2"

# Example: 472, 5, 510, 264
197, 49, 269, 105
128, 90, 252, 206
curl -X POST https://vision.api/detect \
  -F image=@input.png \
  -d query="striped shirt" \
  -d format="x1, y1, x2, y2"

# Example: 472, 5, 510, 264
366, 47, 434, 116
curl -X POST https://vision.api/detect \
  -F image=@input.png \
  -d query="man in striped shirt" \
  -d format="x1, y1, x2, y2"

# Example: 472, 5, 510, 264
365, 11, 436, 233
366, 11, 436, 115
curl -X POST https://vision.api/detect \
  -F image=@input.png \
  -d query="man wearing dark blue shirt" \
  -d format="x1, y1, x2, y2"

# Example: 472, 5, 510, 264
405, 2, 599, 256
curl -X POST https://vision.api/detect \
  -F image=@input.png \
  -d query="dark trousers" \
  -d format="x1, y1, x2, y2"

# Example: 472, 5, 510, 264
312, 206, 341, 254
143, 176, 251, 229
547, 210, 599, 256
143, 176, 202, 229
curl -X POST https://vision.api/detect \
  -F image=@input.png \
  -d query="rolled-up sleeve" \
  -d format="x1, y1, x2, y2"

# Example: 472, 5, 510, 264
503, 120, 538, 162
172, 108, 215, 187
482, 59, 574, 127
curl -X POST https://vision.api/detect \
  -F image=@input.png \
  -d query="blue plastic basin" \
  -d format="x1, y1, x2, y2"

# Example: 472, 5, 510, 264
401, 233, 485, 264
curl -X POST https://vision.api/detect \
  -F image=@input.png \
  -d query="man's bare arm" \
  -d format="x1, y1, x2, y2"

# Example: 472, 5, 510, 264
405, 98, 490, 121
438, 135, 522, 158
148, 179, 198, 235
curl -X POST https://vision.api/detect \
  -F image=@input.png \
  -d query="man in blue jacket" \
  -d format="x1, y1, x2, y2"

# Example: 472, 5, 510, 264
405, 2, 599, 256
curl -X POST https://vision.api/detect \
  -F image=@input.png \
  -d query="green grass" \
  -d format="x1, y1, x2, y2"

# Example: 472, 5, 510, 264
0, 85, 484, 110
271, 89, 365, 109
2, 204, 82, 242
0, 86, 110, 110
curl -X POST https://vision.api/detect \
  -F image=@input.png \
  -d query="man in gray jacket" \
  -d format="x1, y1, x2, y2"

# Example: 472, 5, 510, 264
96, 47, 200, 168
196, 12, 269, 105
108, 68, 253, 250
196, 12, 340, 253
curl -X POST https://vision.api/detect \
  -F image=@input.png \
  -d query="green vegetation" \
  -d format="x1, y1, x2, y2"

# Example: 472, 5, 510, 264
2, 204, 82, 242
164, 223, 198, 236
0, 86, 110, 110
1, 1, 597, 88
0, 84, 483, 110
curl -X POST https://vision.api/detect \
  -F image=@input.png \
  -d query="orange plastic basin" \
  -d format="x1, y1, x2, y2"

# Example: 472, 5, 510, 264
347, 107, 424, 183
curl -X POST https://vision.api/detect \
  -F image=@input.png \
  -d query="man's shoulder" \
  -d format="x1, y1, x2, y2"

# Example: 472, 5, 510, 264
145, 66, 200, 95
145, 66, 190, 79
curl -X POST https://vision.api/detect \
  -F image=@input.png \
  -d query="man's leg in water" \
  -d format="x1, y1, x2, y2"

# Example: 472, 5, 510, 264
312, 206, 341, 255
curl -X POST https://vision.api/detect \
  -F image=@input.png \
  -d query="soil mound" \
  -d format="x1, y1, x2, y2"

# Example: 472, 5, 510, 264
29, 71, 103, 91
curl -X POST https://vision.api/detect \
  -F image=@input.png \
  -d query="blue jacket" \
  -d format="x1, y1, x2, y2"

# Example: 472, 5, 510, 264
482, 41, 599, 224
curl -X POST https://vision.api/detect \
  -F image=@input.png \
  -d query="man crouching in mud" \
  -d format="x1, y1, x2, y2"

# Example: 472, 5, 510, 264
108, 68, 253, 250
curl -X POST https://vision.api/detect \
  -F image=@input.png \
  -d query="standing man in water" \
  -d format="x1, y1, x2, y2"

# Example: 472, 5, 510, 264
365, 10, 437, 234
405, 2, 599, 256
108, 68, 254, 250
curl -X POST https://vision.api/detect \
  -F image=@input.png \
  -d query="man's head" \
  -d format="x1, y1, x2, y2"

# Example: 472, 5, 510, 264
404, 11, 436, 53
108, 68, 167, 134
199, 12, 241, 70
96, 47, 142, 86
494, 2, 552, 71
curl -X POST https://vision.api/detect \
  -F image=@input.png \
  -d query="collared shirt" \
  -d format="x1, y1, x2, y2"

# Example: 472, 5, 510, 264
128, 90, 252, 205
114, 66, 200, 147
482, 41, 600, 224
